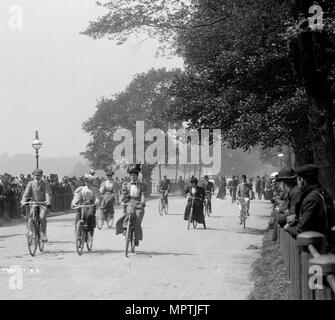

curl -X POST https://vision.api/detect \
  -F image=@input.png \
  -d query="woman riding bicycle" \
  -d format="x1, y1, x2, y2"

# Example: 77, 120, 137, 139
99, 170, 116, 219
115, 164, 146, 246
183, 176, 206, 228
71, 174, 101, 240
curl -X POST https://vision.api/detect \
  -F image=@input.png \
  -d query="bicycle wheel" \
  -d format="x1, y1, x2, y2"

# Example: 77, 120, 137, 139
76, 221, 85, 256
106, 213, 114, 228
187, 208, 193, 230
27, 220, 38, 257
164, 202, 168, 215
96, 208, 104, 230
158, 199, 163, 216
125, 227, 130, 257
38, 223, 44, 252
130, 228, 136, 253
204, 200, 209, 217
86, 230, 94, 251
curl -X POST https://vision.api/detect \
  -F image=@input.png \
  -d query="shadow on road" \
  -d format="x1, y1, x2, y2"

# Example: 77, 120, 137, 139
0, 234, 21, 239
236, 228, 267, 235
48, 240, 74, 245
135, 251, 196, 257
48, 218, 75, 224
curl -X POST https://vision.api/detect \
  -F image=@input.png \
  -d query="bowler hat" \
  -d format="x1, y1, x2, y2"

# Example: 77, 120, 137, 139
275, 167, 297, 182
296, 164, 319, 179
32, 169, 43, 176
106, 170, 114, 176
127, 164, 141, 174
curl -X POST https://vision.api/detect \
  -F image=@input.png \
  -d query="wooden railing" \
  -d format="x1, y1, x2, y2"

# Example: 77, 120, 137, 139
278, 226, 335, 300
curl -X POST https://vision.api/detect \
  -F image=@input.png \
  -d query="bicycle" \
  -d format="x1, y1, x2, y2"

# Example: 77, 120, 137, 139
204, 191, 212, 217
238, 197, 248, 229
187, 196, 205, 230
158, 191, 168, 215
124, 203, 141, 257
73, 204, 96, 256
22, 201, 47, 257
96, 207, 114, 229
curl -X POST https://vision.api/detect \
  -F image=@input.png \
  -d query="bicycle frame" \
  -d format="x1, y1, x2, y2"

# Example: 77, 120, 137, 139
187, 195, 203, 230
73, 204, 96, 224
22, 201, 47, 227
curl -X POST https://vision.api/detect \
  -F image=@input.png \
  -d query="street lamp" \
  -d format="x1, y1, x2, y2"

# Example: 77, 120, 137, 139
32, 131, 42, 169
278, 153, 284, 169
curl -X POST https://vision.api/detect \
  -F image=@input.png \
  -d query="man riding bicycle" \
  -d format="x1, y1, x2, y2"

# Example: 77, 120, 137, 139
21, 169, 52, 242
203, 175, 214, 214
237, 174, 252, 223
159, 175, 170, 206
71, 174, 101, 241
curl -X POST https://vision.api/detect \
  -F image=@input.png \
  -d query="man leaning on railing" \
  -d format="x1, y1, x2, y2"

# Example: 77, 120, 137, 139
283, 164, 335, 250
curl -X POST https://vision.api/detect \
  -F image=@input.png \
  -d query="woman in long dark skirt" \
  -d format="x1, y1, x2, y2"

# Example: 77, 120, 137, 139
216, 176, 227, 200
184, 176, 206, 227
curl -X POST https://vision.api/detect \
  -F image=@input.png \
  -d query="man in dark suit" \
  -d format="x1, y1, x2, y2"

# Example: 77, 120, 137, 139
275, 167, 301, 228
284, 165, 334, 245
21, 169, 52, 242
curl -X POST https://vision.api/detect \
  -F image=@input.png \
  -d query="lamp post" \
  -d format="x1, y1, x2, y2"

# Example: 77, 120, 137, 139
32, 131, 42, 169
278, 153, 284, 169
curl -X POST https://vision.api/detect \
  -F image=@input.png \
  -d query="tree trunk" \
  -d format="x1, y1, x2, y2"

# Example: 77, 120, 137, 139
296, 30, 335, 198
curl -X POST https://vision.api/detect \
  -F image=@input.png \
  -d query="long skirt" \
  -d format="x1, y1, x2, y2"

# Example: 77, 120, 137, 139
216, 186, 226, 199
115, 203, 144, 241
184, 200, 205, 224
101, 193, 115, 215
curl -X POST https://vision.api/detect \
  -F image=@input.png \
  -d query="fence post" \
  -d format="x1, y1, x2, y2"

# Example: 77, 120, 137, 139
297, 231, 326, 300
309, 255, 335, 300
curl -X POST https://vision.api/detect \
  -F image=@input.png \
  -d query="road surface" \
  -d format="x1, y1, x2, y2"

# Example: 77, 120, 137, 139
0, 195, 271, 299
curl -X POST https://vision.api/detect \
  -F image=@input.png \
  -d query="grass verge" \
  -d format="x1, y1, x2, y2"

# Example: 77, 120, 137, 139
248, 228, 290, 300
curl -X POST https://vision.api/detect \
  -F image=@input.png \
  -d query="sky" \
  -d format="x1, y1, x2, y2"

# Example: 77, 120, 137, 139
0, 0, 183, 158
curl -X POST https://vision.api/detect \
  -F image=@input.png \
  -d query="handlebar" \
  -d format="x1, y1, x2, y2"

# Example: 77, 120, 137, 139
187, 196, 203, 200
21, 201, 47, 206
72, 204, 97, 209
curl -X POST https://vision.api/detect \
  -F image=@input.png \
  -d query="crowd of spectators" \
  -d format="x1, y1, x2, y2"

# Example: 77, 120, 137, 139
0, 172, 156, 221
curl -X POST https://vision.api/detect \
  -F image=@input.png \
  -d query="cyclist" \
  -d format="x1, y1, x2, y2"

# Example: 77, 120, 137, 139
116, 164, 146, 246
159, 175, 170, 206
237, 174, 252, 223
99, 170, 116, 219
71, 174, 101, 242
183, 176, 206, 228
203, 175, 215, 214
21, 169, 52, 242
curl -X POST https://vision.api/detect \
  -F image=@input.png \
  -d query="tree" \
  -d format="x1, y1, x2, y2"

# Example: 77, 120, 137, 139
82, 0, 335, 197
81, 68, 180, 182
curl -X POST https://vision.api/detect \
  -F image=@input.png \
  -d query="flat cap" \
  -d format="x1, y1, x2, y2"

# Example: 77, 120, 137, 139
106, 170, 115, 176
296, 164, 319, 179
275, 167, 297, 182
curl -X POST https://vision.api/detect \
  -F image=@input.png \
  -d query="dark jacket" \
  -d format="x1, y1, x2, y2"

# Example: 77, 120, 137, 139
277, 185, 301, 228
184, 186, 206, 224
286, 184, 334, 239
